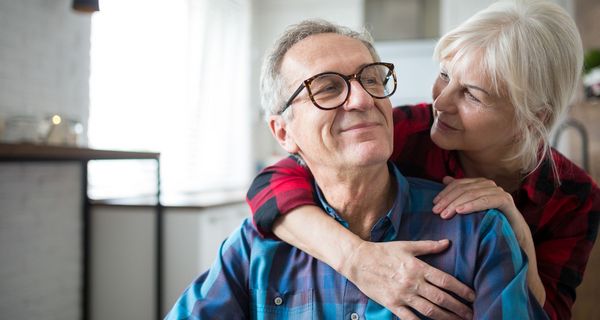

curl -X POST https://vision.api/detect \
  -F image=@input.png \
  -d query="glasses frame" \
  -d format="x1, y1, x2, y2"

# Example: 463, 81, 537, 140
280, 62, 397, 114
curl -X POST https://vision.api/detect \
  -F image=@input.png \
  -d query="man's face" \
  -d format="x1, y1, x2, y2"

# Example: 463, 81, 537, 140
273, 33, 394, 172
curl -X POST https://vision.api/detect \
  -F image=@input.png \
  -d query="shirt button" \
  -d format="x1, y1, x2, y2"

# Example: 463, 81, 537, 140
274, 296, 283, 305
350, 312, 359, 320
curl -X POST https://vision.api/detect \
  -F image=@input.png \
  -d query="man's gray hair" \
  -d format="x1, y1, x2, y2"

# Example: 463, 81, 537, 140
259, 19, 380, 121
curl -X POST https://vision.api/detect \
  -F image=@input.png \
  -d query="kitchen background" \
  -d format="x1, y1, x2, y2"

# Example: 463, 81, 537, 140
0, 0, 598, 319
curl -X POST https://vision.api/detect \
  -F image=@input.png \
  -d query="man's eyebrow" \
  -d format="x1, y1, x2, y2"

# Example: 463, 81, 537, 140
356, 62, 376, 71
465, 84, 490, 96
320, 62, 373, 74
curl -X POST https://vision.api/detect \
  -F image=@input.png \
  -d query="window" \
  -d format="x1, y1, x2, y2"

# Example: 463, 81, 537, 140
88, 0, 252, 200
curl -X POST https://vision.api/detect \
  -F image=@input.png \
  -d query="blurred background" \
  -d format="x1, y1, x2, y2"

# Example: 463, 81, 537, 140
0, 0, 598, 319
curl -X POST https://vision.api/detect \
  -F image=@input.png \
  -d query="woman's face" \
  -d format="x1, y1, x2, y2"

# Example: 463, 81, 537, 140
430, 56, 518, 159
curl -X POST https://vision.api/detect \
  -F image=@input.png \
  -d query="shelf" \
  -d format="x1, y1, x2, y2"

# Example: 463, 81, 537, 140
0, 142, 159, 161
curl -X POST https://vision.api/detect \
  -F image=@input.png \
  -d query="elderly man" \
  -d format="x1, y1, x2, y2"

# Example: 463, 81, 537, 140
166, 20, 546, 319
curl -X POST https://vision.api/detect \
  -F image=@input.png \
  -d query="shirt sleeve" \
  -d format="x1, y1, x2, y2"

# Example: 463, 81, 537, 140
164, 221, 254, 319
535, 183, 600, 320
246, 156, 316, 238
389, 103, 434, 162
474, 210, 548, 320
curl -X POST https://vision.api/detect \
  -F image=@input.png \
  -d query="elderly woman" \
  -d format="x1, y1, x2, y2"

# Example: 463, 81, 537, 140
247, 0, 599, 319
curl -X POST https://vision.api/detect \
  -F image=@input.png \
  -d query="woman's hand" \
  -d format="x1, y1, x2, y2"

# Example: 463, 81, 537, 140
433, 176, 516, 219
431, 176, 546, 305
342, 240, 475, 320
432, 176, 529, 246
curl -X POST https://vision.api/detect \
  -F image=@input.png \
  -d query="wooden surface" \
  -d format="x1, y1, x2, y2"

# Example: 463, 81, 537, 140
568, 100, 600, 320
0, 142, 159, 161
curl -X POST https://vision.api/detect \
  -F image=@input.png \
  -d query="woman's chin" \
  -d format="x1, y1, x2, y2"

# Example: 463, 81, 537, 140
430, 129, 458, 151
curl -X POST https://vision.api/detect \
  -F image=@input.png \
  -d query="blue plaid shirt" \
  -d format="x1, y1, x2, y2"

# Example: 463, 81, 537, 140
166, 164, 547, 319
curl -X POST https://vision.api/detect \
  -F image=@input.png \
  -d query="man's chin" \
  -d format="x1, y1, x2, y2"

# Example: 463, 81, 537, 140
345, 145, 392, 167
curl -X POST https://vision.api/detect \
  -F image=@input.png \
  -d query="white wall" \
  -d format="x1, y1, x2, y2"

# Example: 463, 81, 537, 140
376, 40, 439, 105
0, 1, 91, 319
0, 0, 91, 137
440, 0, 573, 34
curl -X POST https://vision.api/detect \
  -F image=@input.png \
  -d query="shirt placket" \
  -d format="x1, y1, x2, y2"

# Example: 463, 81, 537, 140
342, 278, 367, 320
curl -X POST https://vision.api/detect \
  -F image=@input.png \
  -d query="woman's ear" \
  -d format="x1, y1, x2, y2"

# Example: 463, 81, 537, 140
268, 115, 299, 154
536, 107, 551, 125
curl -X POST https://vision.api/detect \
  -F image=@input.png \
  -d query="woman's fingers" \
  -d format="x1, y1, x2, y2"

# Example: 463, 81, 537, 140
440, 188, 505, 218
423, 264, 475, 303
391, 306, 420, 320
419, 282, 474, 319
349, 241, 474, 320
433, 178, 493, 207
409, 295, 468, 320
454, 191, 508, 214
433, 179, 502, 216
401, 239, 451, 256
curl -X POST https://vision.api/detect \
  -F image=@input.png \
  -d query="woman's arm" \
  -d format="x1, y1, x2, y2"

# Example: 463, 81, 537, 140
246, 156, 316, 237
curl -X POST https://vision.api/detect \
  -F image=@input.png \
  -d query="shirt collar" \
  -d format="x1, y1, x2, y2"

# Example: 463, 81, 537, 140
314, 162, 409, 241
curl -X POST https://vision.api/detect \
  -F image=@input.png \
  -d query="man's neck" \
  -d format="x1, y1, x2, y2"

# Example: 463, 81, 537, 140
312, 163, 396, 240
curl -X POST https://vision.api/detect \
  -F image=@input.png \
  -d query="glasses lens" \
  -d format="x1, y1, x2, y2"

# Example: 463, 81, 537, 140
308, 74, 348, 109
359, 64, 396, 98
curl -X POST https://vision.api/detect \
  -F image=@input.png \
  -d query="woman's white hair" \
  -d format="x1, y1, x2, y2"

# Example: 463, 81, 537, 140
434, 0, 583, 178
259, 19, 379, 121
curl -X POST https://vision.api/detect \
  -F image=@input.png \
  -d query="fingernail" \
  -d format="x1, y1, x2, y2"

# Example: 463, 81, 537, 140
468, 292, 475, 301
433, 196, 440, 203
441, 209, 449, 218
433, 204, 441, 213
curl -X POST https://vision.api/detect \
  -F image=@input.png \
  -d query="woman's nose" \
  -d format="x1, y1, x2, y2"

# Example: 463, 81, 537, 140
432, 81, 457, 113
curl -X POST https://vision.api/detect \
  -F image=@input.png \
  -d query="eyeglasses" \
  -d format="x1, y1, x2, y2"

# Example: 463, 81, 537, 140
280, 62, 397, 114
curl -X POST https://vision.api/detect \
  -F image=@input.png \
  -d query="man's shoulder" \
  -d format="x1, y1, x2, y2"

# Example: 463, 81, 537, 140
222, 218, 267, 250
234, 218, 291, 253
405, 176, 507, 228
406, 176, 444, 192
405, 176, 443, 210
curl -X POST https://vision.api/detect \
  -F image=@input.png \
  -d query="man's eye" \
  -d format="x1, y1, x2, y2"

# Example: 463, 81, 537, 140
362, 76, 380, 86
313, 83, 342, 96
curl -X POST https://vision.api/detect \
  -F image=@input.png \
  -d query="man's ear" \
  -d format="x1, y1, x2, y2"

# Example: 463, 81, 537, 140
268, 115, 299, 154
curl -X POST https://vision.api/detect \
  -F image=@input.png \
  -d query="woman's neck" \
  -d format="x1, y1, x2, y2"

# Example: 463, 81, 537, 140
458, 151, 522, 193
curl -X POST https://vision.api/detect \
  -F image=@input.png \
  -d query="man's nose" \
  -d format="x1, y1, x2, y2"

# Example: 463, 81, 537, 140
343, 80, 374, 111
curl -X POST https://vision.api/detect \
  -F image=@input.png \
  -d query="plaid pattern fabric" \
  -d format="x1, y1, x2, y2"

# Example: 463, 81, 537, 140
168, 165, 547, 319
246, 104, 600, 320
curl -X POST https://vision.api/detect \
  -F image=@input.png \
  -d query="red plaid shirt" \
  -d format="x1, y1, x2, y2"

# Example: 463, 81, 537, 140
246, 104, 600, 320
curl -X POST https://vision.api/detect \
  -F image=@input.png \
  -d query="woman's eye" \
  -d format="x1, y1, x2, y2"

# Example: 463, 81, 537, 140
439, 71, 449, 81
465, 90, 481, 103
